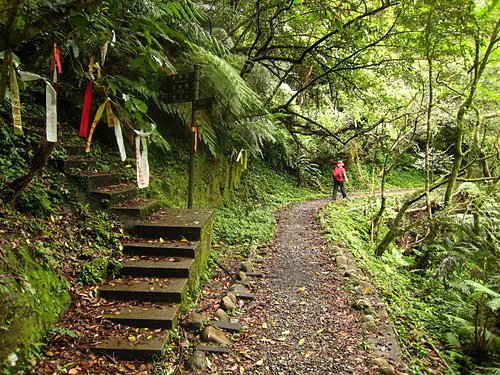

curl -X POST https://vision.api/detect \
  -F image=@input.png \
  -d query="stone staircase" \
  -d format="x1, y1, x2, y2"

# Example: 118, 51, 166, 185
49, 136, 214, 361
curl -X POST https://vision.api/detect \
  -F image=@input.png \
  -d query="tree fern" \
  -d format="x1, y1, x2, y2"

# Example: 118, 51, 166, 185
189, 45, 264, 118
158, 0, 204, 22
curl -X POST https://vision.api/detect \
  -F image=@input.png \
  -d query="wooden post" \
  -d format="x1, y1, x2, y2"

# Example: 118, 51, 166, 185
187, 64, 200, 209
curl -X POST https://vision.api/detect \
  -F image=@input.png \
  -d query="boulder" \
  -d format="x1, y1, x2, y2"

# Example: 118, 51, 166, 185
226, 292, 237, 304
352, 298, 372, 311
240, 261, 254, 273
369, 358, 396, 375
186, 350, 206, 370
363, 321, 378, 333
335, 255, 348, 266
202, 326, 231, 346
248, 248, 258, 259
237, 271, 248, 282
221, 295, 237, 311
181, 312, 205, 331
229, 284, 247, 294
362, 314, 375, 323
214, 308, 230, 322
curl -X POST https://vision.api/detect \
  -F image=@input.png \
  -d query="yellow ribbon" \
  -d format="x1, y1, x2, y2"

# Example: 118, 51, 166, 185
85, 99, 109, 152
105, 101, 114, 128
9, 61, 23, 135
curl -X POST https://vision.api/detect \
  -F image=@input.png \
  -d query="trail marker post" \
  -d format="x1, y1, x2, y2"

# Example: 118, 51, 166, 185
162, 65, 214, 209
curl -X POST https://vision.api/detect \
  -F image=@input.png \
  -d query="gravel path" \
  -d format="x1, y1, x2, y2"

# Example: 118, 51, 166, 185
234, 198, 399, 375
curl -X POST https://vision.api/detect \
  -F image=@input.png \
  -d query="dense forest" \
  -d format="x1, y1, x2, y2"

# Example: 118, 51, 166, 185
0, 0, 498, 374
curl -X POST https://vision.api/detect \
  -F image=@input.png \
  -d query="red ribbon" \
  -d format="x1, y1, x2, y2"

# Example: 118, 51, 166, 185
53, 46, 62, 74
79, 82, 93, 137
190, 126, 198, 152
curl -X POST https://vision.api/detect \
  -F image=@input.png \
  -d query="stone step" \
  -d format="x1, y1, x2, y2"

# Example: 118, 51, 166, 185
63, 144, 86, 156
89, 184, 136, 207
104, 304, 179, 329
111, 198, 160, 219
245, 272, 264, 278
232, 291, 255, 300
122, 240, 199, 258
195, 344, 230, 354
53, 157, 98, 172
95, 330, 170, 360
73, 171, 121, 189
98, 278, 188, 303
120, 258, 194, 278
209, 321, 242, 332
130, 209, 215, 241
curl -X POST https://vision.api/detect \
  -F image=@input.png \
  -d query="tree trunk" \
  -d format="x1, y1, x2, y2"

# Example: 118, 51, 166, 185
424, 52, 433, 217
375, 176, 448, 257
2, 141, 56, 204
374, 196, 411, 257
371, 154, 389, 241
444, 19, 500, 205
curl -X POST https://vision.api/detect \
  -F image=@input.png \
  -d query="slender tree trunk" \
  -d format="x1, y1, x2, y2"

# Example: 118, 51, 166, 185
444, 20, 500, 205
371, 155, 388, 241
375, 176, 448, 256
1, 141, 56, 204
0, 49, 12, 102
424, 53, 433, 217
374, 196, 411, 256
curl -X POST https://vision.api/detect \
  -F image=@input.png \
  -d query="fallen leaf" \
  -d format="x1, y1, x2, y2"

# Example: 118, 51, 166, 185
282, 330, 290, 335
298, 338, 305, 345
128, 335, 136, 342
316, 328, 325, 334
255, 359, 264, 366
297, 287, 306, 292
262, 322, 268, 329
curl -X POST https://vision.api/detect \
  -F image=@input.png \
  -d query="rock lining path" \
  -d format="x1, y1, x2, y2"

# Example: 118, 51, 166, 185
229, 198, 406, 375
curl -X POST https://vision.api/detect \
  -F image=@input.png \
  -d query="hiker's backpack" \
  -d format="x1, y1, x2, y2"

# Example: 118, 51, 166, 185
333, 167, 344, 181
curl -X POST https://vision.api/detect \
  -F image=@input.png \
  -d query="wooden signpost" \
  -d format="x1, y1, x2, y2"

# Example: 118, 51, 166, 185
162, 65, 214, 209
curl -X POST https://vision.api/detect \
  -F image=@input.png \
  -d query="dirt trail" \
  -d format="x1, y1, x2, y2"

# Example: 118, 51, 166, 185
227, 198, 406, 375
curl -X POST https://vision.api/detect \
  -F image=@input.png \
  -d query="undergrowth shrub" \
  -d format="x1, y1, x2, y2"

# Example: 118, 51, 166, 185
319, 193, 498, 374
213, 162, 320, 248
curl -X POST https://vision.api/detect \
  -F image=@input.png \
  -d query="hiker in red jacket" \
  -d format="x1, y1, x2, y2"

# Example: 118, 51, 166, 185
332, 160, 348, 200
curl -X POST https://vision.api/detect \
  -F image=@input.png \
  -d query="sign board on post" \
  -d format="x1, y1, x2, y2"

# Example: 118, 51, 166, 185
162, 67, 213, 209
193, 96, 215, 110
164, 92, 193, 103
161, 72, 195, 104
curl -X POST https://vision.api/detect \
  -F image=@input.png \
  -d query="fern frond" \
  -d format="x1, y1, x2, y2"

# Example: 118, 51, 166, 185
110, 75, 158, 101
158, 0, 205, 21
198, 123, 218, 157
189, 44, 264, 119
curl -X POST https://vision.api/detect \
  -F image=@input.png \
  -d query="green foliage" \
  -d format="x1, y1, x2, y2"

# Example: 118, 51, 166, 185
385, 168, 425, 189
0, 121, 30, 191
213, 162, 320, 246
0, 247, 71, 373
320, 188, 500, 373
413, 148, 454, 174
79, 257, 121, 285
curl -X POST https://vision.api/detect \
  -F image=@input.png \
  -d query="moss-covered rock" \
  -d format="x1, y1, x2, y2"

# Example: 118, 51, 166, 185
0, 247, 70, 372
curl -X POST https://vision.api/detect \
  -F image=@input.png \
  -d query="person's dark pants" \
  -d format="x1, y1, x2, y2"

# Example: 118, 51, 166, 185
333, 180, 347, 200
